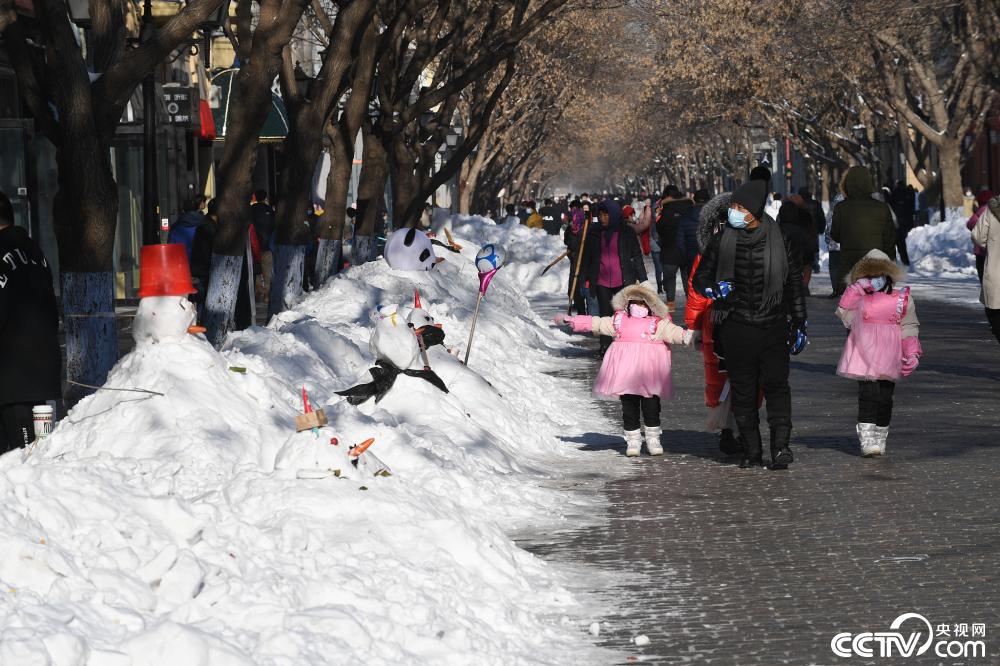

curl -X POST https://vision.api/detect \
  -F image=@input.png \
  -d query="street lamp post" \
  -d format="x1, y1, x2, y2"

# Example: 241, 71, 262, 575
140, 0, 161, 245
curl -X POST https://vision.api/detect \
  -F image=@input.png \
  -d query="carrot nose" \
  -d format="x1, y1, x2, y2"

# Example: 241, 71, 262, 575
188, 325, 207, 334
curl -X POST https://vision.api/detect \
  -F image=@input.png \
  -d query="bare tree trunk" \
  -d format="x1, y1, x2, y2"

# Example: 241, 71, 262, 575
353, 128, 389, 264
315, 134, 351, 284
938, 137, 965, 223
204, 0, 309, 346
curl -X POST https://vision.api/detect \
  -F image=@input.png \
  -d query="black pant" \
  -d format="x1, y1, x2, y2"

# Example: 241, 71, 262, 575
660, 263, 691, 302
0, 402, 35, 454
829, 250, 844, 296
568, 264, 587, 315
620, 394, 661, 430
596, 284, 622, 351
858, 380, 895, 427
986, 308, 1000, 344
976, 254, 986, 283
719, 319, 792, 430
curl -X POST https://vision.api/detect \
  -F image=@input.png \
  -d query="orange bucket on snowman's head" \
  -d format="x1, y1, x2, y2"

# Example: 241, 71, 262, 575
137, 244, 196, 298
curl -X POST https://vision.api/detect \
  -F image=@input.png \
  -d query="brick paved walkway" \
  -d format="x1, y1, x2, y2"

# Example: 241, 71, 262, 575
528, 286, 1000, 665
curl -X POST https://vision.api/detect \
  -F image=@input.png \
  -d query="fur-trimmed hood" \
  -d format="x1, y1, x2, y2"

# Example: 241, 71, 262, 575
846, 248, 905, 284
611, 283, 671, 318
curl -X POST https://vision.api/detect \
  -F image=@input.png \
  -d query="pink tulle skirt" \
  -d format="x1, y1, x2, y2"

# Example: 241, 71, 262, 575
593, 341, 674, 400
837, 322, 903, 381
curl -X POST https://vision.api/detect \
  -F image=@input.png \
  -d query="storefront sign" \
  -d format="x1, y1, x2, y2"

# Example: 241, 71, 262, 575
163, 85, 194, 126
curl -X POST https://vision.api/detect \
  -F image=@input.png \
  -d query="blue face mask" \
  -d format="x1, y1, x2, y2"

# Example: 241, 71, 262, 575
727, 208, 750, 228
870, 276, 887, 292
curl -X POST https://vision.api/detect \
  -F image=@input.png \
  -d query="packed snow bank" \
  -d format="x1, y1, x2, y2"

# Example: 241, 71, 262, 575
0, 217, 615, 665
905, 216, 976, 277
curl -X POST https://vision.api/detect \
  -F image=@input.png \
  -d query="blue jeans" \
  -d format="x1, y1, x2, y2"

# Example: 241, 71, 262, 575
650, 251, 664, 289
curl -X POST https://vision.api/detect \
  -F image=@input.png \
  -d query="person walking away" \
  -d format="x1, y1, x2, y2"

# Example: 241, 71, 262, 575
967, 190, 994, 282
251, 190, 275, 303
191, 198, 220, 317
168, 194, 207, 261
778, 201, 817, 291
890, 180, 914, 266
971, 196, 1000, 344
524, 201, 544, 230
677, 189, 708, 296
540, 198, 561, 235
583, 200, 647, 354
798, 187, 826, 271
656, 186, 693, 311
835, 249, 922, 456
0, 192, 61, 453
693, 180, 808, 469
554, 284, 696, 456
785, 194, 820, 291
830, 166, 896, 280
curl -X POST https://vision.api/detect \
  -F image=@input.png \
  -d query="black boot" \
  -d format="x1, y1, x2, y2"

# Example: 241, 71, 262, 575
770, 425, 794, 470
719, 429, 743, 455
737, 423, 764, 468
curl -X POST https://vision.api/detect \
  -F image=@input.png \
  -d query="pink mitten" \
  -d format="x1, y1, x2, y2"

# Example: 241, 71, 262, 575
857, 277, 875, 293
553, 313, 569, 326
837, 282, 866, 310
569, 315, 594, 333
901, 336, 922, 377
901, 336, 923, 358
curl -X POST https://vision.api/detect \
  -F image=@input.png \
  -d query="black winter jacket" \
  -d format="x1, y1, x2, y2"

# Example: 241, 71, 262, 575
0, 226, 61, 405
655, 199, 692, 266
693, 223, 807, 328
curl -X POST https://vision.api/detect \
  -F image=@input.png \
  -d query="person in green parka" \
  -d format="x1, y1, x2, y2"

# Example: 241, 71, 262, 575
831, 166, 897, 277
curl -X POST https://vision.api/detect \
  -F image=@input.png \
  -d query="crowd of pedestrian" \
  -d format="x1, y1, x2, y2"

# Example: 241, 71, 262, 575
543, 165, 996, 469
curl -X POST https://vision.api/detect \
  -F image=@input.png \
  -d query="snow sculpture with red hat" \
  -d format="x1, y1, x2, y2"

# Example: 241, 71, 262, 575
132, 244, 205, 345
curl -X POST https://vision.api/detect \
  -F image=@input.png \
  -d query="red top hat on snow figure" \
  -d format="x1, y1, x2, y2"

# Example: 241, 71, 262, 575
137, 244, 196, 298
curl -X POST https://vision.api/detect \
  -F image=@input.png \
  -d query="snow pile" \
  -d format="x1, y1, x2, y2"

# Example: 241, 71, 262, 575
905, 217, 976, 277
0, 219, 614, 665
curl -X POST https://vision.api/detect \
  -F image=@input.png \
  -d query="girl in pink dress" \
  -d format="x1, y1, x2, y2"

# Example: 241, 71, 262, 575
555, 284, 696, 456
836, 249, 922, 457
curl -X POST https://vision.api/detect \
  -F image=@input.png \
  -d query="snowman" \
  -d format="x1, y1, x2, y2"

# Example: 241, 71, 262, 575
383, 227, 442, 271
336, 303, 448, 405
132, 244, 205, 345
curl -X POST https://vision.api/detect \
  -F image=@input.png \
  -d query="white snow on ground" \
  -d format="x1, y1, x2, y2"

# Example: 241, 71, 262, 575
0, 217, 620, 665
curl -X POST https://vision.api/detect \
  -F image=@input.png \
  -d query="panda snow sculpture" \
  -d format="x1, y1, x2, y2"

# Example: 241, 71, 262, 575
384, 227, 441, 271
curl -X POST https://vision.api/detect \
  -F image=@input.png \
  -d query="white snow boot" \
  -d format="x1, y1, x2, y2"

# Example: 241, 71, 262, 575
857, 423, 879, 458
624, 429, 643, 457
643, 425, 663, 455
873, 426, 889, 456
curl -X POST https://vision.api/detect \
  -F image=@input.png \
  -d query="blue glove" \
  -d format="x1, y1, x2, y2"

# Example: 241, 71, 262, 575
702, 280, 733, 301
580, 285, 590, 300
789, 319, 808, 355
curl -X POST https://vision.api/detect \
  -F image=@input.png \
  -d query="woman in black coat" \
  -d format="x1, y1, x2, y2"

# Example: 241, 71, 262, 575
582, 199, 647, 352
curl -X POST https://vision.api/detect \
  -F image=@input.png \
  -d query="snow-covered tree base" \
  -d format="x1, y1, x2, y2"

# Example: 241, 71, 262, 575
313, 238, 342, 288
268, 244, 307, 319
203, 254, 244, 348
62, 271, 118, 405
352, 235, 376, 265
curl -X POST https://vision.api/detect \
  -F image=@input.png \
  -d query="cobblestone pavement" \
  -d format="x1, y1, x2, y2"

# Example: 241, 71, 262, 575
526, 286, 1000, 665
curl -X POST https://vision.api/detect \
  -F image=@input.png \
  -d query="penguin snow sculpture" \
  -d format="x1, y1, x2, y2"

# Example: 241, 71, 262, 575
132, 244, 206, 345
336, 303, 448, 405
384, 227, 442, 271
